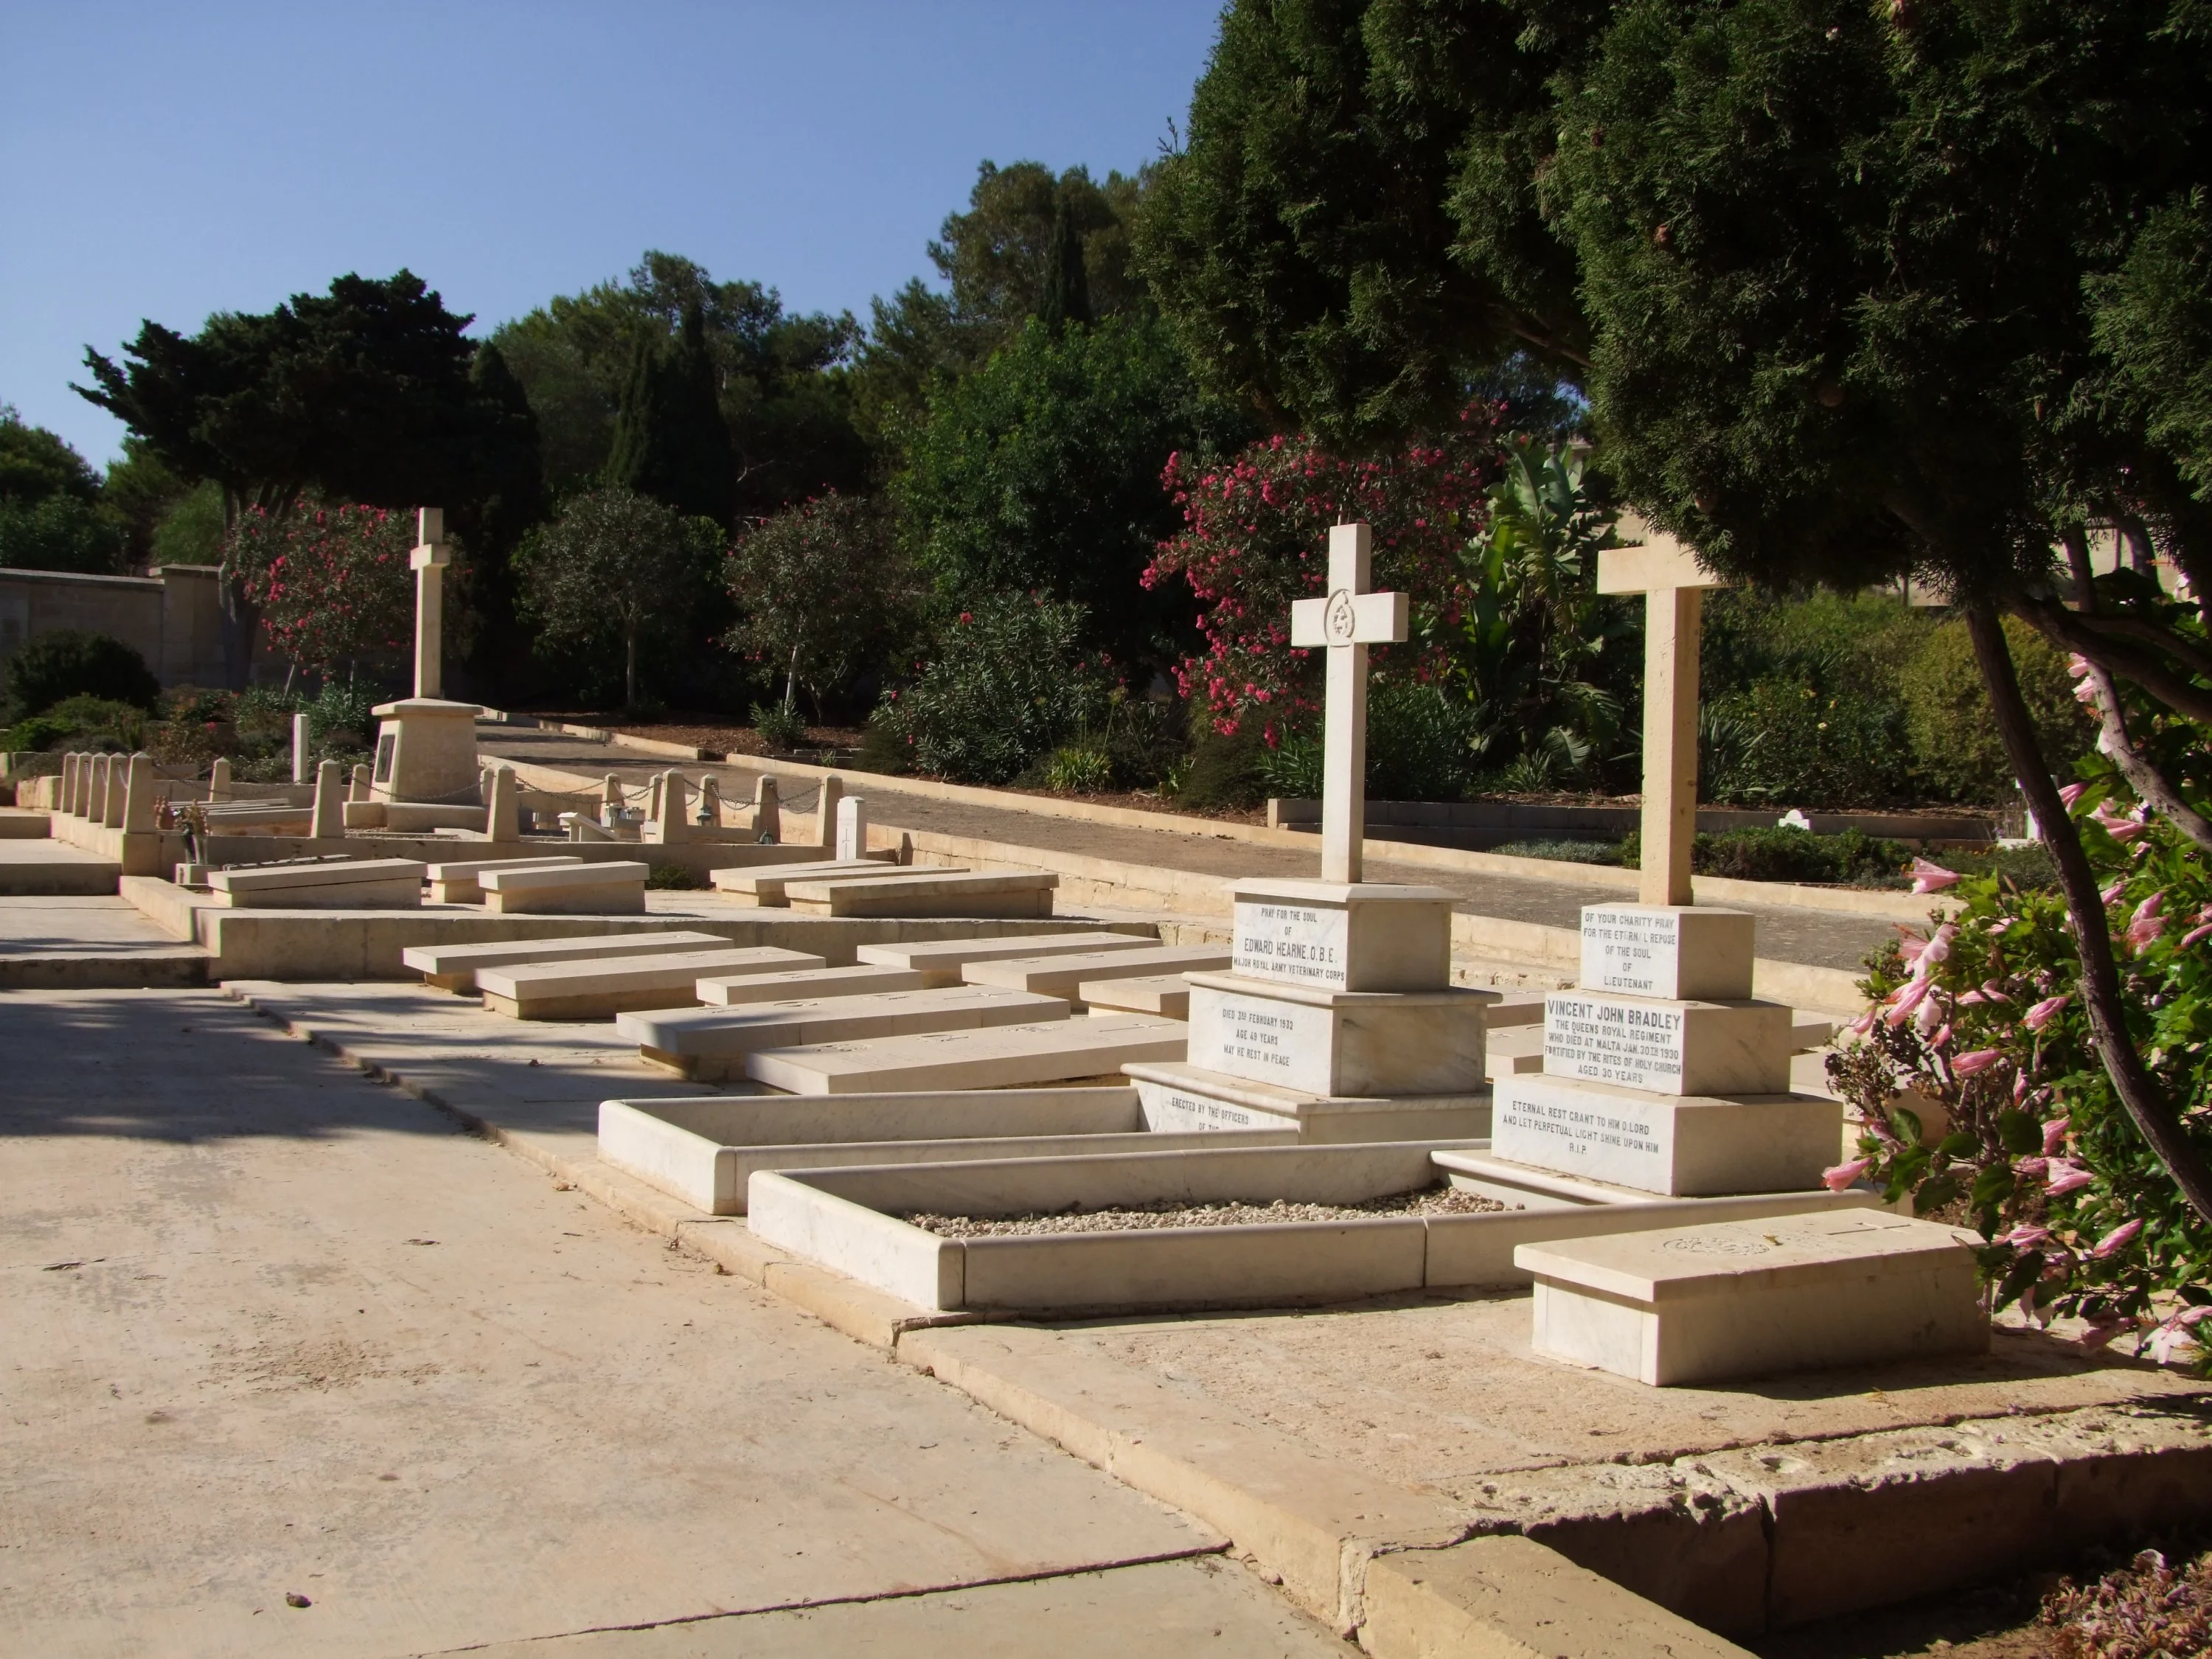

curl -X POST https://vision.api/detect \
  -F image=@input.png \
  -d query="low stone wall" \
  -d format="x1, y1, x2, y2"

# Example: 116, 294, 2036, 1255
0, 563, 240, 687
1267, 796, 2003, 847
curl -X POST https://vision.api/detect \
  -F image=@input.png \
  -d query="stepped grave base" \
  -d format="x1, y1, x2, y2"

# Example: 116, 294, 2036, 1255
1124, 1060, 1491, 1143
1492, 1074, 1841, 1197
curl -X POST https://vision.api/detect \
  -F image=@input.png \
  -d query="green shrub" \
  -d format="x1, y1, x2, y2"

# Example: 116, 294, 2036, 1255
1703, 678, 1916, 807
1622, 825, 1913, 886
5, 630, 159, 717
752, 700, 807, 751
1039, 745, 1113, 793
874, 594, 1107, 785
1253, 681, 1478, 802
1899, 616, 2094, 803
3, 714, 69, 751
855, 706, 911, 776
1492, 837, 1624, 865
13, 694, 151, 754
0, 495, 125, 575
1256, 730, 1323, 799
1175, 723, 1267, 811
646, 863, 698, 889
308, 679, 379, 751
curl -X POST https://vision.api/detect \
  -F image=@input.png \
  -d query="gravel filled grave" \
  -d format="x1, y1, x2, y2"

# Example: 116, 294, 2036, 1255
902, 1185, 1509, 1239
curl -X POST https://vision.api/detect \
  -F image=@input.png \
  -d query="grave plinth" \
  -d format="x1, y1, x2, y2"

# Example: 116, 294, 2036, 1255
1230, 877, 1453, 992
369, 697, 482, 807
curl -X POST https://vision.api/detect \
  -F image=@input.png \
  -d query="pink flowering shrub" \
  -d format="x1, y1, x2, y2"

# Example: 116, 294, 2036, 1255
1144, 407, 1500, 741
1830, 771, 2212, 1367
229, 504, 415, 676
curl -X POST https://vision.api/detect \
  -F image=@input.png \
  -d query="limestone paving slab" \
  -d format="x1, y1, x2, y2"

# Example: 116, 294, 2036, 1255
1542, 991, 1791, 1095
478, 946, 826, 1020
961, 943, 1231, 1000
1492, 1074, 1840, 1196
616, 984, 1071, 1079
424, 855, 582, 903
784, 869, 1057, 919
855, 929, 1156, 986
1518, 1208, 1989, 1385
211, 857, 428, 911
599, 1094, 1295, 1214
745, 1012, 1188, 1095
1124, 1059, 1492, 1144
1229, 877, 1452, 992
403, 929, 732, 991
1185, 973, 1496, 1098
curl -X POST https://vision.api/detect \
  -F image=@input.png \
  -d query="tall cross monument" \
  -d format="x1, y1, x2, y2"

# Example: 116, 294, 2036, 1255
411, 507, 452, 699
1289, 523, 1408, 884
1596, 517, 1730, 906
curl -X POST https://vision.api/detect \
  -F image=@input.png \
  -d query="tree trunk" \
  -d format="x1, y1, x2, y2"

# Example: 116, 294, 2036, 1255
625, 627, 639, 711
1966, 599, 2212, 1226
784, 643, 801, 714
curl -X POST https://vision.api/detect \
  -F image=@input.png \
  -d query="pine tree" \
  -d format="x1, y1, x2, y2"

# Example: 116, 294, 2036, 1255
604, 301, 735, 528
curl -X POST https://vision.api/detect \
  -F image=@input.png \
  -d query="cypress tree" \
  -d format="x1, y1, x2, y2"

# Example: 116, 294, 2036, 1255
604, 301, 735, 529
1037, 195, 1092, 333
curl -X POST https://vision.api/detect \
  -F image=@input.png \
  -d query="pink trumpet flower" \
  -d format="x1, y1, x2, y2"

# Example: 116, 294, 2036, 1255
2023, 993, 2071, 1032
1930, 1023, 1953, 1050
2093, 803, 2146, 844
2102, 880, 2128, 906
1989, 917, 2017, 936
1916, 923, 1958, 971
2128, 914, 2168, 952
1916, 993, 1945, 1036
1848, 1008, 1878, 1036
2058, 782, 2090, 810
2012, 1156, 2049, 1180
1884, 978, 1933, 1026
1910, 858, 1961, 894
2045, 1160, 2096, 1197
1956, 990, 1988, 1006
2001, 1224, 2053, 1248
2042, 1116, 2070, 1156
2090, 1219, 2144, 1259
2067, 653, 2093, 678
2073, 677, 2102, 706
1980, 980, 2013, 1003
1821, 1158, 1872, 1192
2181, 922, 2212, 949
1951, 1048, 2005, 1077
2133, 891, 2167, 922
2148, 1306, 2212, 1366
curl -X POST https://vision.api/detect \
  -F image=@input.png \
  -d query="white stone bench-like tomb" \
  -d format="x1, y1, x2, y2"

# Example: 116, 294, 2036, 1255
209, 858, 427, 909
743, 1012, 1188, 1094
1076, 973, 1194, 1019
599, 1088, 1298, 1215
854, 930, 1158, 987
476, 945, 826, 1020
960, 943, 1231, 1001
1517, 1209, 1988, 1386
401, 930, 733, 992
423, 855, 583, 904
782, 869, 1057, 919
709, 857, 925, 906
480, 860, 649, 916
616, 984, 1071, 1080
695, 963, 930, 1005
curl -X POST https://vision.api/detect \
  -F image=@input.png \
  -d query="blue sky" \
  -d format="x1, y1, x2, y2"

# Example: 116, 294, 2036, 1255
0, 2, 1222, 466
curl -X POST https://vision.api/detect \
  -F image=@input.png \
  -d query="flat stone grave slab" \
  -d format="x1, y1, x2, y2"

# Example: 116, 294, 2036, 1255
1077, 973, 1193, 1019
616, 985, 1071, 1079
600, 1088, 1295, 1213
1543, 992, 1791, 1095
1230, 878, 1453, 992
1486, 1025, 1546, 1080
697, 962, 929, 1005
1124, 1059, 1492, 1143
748, 1142, 1876, 1315
709, 857, 914, 905
857, 930, 1158, 987
1489, 1075, 1841, 1197
1580, 905, 1755, 1001
1517, 1208, 1988, 1386
784, 869, 1057, 919
745, 1012, 1187, 1094
1185, 973, 1497, 1097
961, 944, 1231, 1000
424, 855, 582, 904
402, 929, 733, 991
211, 857, 426, 910
477, 945, 826, 1020
481, 860, 648, 916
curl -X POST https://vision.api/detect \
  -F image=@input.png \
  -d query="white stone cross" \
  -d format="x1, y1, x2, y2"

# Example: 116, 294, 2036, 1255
411, 507, 452, 700
1596, 518, 1731, 907
1290, 522, 1408, 884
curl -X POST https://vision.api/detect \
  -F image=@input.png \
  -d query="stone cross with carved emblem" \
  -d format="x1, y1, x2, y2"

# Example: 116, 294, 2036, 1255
1597, 517, 1731, 907
411, 507, 452, 700
1290, 522, 1409, 885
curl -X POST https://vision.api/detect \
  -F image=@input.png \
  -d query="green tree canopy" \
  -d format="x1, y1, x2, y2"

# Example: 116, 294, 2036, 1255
491, 251, 866, 516
518, 487, 715, 709
892, 312, 1252, 671
0, 408, 122, 574
606, 300, 736, 526
723, 492, 914, 719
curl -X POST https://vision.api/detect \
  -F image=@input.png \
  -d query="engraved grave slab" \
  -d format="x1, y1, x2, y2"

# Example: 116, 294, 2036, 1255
1579, 905, 1754, 1002
1491, 1074, 1839, 1195
1543, 992, 1790, 1095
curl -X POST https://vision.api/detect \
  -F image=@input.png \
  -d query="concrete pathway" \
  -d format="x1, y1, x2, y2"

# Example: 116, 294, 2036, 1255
482, 731, 1902, 974
0, 990, 1344, 1658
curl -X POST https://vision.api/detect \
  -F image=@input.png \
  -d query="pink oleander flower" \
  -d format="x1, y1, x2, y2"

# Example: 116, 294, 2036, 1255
1917, 922, 1958, 972
1896, 931, 1929, 964
1952, 1048, 2004, 1077
2180, 922, 2212, 949
2042, 1116, 2070, 1155
1930, 1022, 1953, 1049
2090, 1219, 2143, 1259
2045, 1159, 2096, 1197
2013, 1156, 2050, 1180
2001, 1224, 2053, 1248
2128, 913, 2168, 952
1848, 1008, 1878, 1036
1980, 980, 2013, 1003
2066, 653, 2092, 678
2023, 993, 2070, 1032
2092, 802, 2146, 844
1956, 990, 1988, 1006
2134, 891, 2167, 922
1910, 858, 1961, 894
2074, 676, 2103, 706
2058, 782, 2089, 810
1916, 992, 1946, 1036
2102, 880, 2128, 906
1885, 976, 1933, 1026
1821, 1157, 1872, 1192
2148, 1306, 2212, 1366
